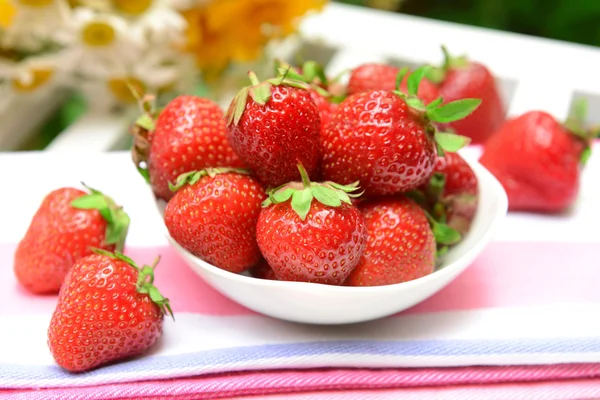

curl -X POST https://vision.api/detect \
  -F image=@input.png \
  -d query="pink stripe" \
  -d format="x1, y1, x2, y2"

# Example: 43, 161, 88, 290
2, 364, 600, 399
2, 242, 599, 316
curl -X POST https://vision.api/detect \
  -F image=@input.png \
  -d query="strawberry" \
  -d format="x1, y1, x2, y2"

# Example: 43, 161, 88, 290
250, 258, 278, 280
428, 46, 505, 144
321, 66, 481, 197
226, 72, 321, 188
164, 168, 265, 272
347, 63, 440, 104
345, 196, 436, 286
308, 88, 338, 132
256, 164, 367, 285
479, 104, 592, 213
14, 185, 130, 294
48, 250, 172, 372
132, 95, 244, 201
419, 152, 479, 236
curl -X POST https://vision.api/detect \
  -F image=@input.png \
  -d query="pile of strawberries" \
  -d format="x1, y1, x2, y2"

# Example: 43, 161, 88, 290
133, 58, 484, 288
13, 46, 594, 374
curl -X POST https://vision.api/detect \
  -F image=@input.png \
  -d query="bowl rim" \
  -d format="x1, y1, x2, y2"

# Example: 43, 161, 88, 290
161, 159, 508, 294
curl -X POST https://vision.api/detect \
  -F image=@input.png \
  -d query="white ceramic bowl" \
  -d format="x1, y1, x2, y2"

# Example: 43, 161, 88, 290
154, 159, 508, 325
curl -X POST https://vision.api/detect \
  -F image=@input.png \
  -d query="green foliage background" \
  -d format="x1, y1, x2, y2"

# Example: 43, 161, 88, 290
336, 0, 600, 48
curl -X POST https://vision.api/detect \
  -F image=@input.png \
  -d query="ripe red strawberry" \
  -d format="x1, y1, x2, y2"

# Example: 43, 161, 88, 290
164, 168, 265, 272
347, 63, 440, 104
479, 108, 592, 212
226, 72, 321, 187
250, 259, 278, 280
322, 66, 481, 196
132, 95, 243, 201
48, 250, 172, 372
345, 196, 436, 286
308, 88, 338, 132
14, 185, 130, 294
429, 46, 505, 144
256, 164, 367, 285
420, 152, 479, 236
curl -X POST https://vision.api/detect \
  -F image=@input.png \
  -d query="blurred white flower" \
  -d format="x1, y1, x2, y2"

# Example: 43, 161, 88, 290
0, 54, 66, 98
1, 0, 71, 51
57, 8, 146, 76
127, 0, 188, 47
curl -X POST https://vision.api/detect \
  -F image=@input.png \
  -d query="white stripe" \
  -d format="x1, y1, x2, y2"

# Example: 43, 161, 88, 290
4, 304, 600, 367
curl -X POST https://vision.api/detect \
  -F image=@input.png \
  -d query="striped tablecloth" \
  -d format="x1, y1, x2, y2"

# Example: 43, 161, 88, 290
1, 146, 599, 399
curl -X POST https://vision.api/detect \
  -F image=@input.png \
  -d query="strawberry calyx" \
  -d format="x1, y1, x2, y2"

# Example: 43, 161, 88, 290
426, 45, 470, 84
262, 163, 362, 221
131, 94, 161, 184
393, 65, 479, 155
227, 70, 310, 126
92, 249, 174, 319
168, 167, 250, 193
71, 183, 130, 252
564, 98, 595, 165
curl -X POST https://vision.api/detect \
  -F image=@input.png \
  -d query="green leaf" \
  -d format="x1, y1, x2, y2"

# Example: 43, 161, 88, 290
312, 185, 341, 207
569, 97, 588, 124
580, 146, 592, 166
71, 193, 109, 211
436, 245, 449, 258
428, 172, 446, 199
426, 96, 444, 110
273, 188, 294, 203
250, 82, 272, 105
431, 221, 462, 245
425, 66, 445, 85
227, 87, 250, 126
435, 132, 471, 152
406, 97, 426, 111
291, 188, 313, 220
135, 114, 155, 131
427, 98, 481, 123
137, 166, 150, 184
406, 65, 431, 97
395, 67, 409, 91
302, 60, 328, 85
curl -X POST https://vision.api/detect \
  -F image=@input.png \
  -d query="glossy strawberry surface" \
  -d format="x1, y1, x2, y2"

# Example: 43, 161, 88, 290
47, 254, 164, 372
256, 201, 367, 285
164, 172, 265, 272
227, 85, 321, 187
479, 111, 582, 212
348, 63, 440, 104
439, 62, 505, 144
149, 95, 243, 201
346, 196, 436, 286
14, 188, 113, 294
321, 90, 437, 196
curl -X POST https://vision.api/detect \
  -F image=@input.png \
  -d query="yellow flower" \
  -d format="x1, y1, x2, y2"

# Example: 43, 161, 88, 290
0, 0, 17, 28
182, 0, 327, 79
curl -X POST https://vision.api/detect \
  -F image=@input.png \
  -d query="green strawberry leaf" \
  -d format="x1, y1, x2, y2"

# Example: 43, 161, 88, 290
425, 66, 445, 85
428, 172, 446, 200
436, 245, 449, 258
406, 65, 431, 97
273, 188, 294, 203
427, 98, 481, 123
580, 146, 592, 166
291, 188, 313, 221
435, 132, 471, 152
71, 193, 109, 213
135, 113, 155, 132
406, 97, 426, 111
312, 185, 342, 207
302, 60, 328, 85
395, 67, 409, 91
431, 220, 462, 245
137, 166, 150, 184
569, 97, 588, 125
250, 82, 272, 105
227, 86, 250, 126
425, 96, 444, 110
134, 255, 174, 320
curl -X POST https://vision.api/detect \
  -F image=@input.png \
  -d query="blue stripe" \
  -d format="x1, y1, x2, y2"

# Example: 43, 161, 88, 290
2, 337, 600, 385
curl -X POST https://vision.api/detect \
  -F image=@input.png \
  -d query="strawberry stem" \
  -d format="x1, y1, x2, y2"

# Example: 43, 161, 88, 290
248, 71, 261, 86
297, 163, 312, 189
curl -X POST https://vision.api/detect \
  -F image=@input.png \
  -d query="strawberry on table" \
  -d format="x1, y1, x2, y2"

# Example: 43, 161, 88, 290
164, 168, 265, 273
132, 95, 244, 201
348, 62, 440, 104
14, 185, 130, 294
226, 71, 321, 188
479, 101, 593, 213
428, 46, 505, 144
345, 196, 437, 287
48, 250, 172, 372
256, 164, 367, 285
322, 66, 481, 197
